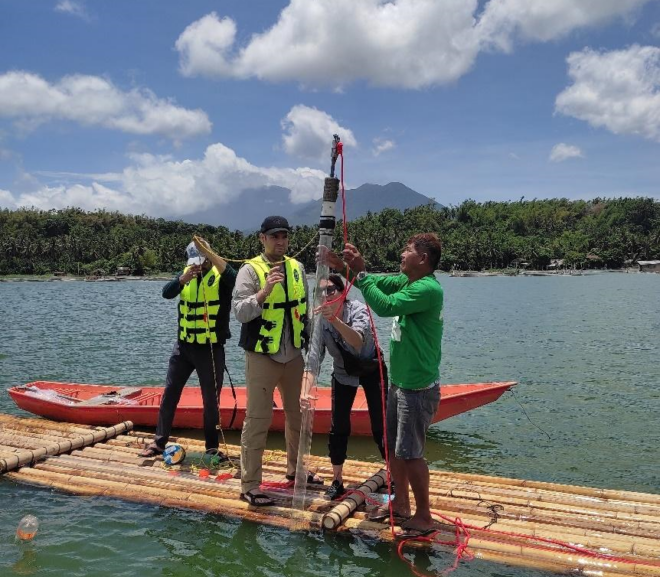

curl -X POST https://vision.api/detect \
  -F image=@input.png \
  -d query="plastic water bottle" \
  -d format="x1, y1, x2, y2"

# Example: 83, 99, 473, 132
16, 515, 39, 541
369, 493, 393, 506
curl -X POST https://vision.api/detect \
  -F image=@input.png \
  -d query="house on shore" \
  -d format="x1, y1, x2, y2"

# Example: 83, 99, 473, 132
637, 260, 660, 273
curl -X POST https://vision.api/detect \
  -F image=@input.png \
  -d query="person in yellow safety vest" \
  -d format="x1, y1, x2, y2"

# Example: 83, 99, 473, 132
139, 238, 237, 459
232, 215, 323, 506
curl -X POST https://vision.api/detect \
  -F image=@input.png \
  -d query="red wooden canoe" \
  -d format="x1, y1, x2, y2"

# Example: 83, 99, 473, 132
8, 381, 516, 436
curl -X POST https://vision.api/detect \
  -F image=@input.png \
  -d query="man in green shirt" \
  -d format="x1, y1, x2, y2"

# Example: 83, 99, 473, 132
324, 233, 443, 537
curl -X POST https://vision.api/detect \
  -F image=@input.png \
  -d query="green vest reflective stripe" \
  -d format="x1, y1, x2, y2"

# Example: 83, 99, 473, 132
178, 266, 222, 345
245, 256, 307, 354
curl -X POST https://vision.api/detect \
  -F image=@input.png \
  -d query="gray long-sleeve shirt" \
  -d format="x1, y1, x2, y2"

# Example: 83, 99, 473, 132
320, 299, 376, 386
232, 255, 308, 364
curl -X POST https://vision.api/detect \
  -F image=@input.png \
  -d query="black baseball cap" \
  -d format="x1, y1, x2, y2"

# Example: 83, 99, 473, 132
260, 215, 291, 235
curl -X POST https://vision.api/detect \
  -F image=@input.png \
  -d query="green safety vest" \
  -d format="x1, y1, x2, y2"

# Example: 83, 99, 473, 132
178, 266, 222, 345
241, 255, 307, 354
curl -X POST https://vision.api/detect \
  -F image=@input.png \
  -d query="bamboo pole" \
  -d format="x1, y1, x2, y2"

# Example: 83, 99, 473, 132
425, 482, 660, 518
7, 466, 323, 530
470, 549, 656, 577
425, 493, 660, 537
38, 457, 243, 501
0, 421, 132, 473
429, 494, 660, 529
425, 469, 660, 506
322, 469, 387, 530
426, 478, 660, 511
0, 419, 93, 435
0, 415, 100, 435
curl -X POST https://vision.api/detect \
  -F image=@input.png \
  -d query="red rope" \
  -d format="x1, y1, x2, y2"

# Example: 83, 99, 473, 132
329, 148, 396, 537
261, 480, 294, 490
337, 488, 388, 508
431, 510, 660, 568
396, 516, 473, 576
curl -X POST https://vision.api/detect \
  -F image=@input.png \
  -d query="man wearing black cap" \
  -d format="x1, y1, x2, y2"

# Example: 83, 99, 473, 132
140, 239, 237, 459
233, 216, 319, 506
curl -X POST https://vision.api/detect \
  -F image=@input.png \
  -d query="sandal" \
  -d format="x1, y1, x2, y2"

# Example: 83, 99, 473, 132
240, 490, 274, 507
138, 444, 164, 458
395, 526, 438, 540
286, 471, 324, 485
368, 507, 410, 523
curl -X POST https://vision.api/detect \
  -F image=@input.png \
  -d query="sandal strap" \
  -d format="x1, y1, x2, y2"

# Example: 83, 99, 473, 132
243, 491, 273, 505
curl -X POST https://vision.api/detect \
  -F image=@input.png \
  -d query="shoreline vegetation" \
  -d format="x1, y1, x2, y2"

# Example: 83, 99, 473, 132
1, 197, 659, 276
0, 268, 648, 282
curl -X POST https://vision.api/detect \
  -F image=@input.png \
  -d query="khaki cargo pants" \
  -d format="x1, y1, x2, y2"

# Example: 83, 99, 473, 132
240, 351, 304, 494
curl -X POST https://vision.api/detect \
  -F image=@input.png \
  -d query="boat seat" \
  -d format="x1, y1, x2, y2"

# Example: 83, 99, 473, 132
77, 388, 143, 406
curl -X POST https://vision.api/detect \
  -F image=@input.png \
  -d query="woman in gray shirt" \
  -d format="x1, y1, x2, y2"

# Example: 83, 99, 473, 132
317, 274, 388, 500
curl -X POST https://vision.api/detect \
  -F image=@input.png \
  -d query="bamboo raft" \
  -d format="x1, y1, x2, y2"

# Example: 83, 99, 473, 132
2, 413, 660, 576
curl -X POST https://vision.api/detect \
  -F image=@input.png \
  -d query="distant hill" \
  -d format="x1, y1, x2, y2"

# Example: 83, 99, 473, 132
180, 182, 441, 231
182, 186, 293, 232
292, 182, 441, 227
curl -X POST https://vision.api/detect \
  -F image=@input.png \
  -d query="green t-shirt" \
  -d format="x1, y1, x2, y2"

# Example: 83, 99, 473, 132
357, 273, 443, 390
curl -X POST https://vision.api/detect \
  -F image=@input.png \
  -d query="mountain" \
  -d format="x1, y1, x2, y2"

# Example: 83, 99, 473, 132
180, 182, 441, 231
291, 182, 441, 227
182, 186, 294, 232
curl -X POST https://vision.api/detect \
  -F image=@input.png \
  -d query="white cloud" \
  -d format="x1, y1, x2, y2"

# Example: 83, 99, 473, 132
176, 3, 482, 89
175, 13, 238, 78
372, 138, 395, 156
281, 105, 356, 162
55, 0, 89, 20
0, 71, 211, 140
555, 45, 660, 141
477, 0, 651, 52
0, 189, 16, 208
549, 143, 584, 162
7, 142, 326, 216
174, 1, 655, 89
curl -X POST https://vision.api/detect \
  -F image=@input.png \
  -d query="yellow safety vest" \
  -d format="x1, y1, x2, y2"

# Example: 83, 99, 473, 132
178, 266, 222, 345
240, 256, 307, 354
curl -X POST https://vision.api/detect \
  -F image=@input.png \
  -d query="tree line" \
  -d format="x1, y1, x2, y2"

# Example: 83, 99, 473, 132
1, 197, 659, 276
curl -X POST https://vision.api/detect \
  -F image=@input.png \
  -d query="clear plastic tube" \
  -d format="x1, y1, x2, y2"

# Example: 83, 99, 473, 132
292, 166, 339, 514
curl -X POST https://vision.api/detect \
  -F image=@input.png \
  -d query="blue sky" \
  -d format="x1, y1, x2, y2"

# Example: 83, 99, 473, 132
1, 0, 659, 219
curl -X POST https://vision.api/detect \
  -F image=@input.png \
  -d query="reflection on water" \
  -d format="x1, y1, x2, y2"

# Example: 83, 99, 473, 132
0, 274, 658, 576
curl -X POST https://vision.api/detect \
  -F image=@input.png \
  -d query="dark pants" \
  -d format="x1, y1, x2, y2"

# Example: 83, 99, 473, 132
154, 341, 225, 451
328, 364, 388, 466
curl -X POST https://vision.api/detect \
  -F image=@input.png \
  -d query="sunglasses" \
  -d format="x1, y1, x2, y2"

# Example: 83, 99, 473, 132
324, 285, 339, 296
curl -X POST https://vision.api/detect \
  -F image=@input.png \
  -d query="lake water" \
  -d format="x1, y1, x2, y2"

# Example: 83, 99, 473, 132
1, 273, 658, 576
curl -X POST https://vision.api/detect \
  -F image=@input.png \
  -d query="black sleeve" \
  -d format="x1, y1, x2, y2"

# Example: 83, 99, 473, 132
216, 277, 233, 343
162, 273, 184, 299
220, 264, 237, 289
